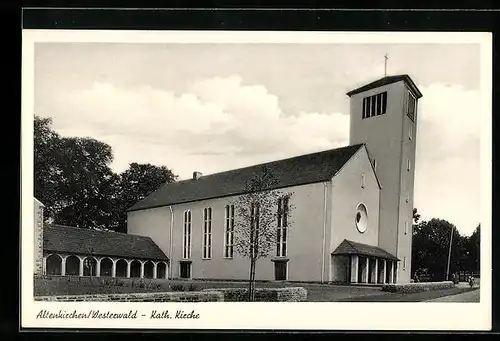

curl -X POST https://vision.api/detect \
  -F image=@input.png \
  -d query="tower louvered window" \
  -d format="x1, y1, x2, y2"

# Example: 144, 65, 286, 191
362, 91, 388, 119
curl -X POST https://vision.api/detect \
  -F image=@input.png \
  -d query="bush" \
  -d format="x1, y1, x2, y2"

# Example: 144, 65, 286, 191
202, 287, 307, 302
171, 284, 185, 291
277, 287, 308, 302
382, 281, 454, 293
188, 284, 198, 291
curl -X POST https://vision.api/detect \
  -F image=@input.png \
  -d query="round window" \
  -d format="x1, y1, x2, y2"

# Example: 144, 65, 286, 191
355, 203, 368, 233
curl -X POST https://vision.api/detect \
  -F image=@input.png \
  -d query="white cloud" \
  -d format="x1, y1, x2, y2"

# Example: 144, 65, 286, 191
47, 75, 349, 180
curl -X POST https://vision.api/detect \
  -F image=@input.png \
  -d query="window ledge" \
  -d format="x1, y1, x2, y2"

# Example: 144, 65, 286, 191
271, 258, 289, 262
179, 259, 192, 263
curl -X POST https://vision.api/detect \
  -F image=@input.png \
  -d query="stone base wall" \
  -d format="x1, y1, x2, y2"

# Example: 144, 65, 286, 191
35, 291, 224, 302
34, 200, 44, 275
34, 275, 172, 296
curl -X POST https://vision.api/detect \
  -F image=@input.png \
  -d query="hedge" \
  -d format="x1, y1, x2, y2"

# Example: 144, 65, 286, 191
382, 281, 455, 293
203, 287, 307, 302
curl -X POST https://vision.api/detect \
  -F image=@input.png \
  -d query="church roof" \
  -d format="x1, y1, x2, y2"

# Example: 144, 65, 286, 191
332, 239, 399, 261
346, 74, 423, 99
43, 224, 169, 261
127, 144, 364, 212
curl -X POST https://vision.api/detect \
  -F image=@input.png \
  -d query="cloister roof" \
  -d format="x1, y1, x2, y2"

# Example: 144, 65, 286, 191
332, 239, 399, 261
43, 224, 169, 261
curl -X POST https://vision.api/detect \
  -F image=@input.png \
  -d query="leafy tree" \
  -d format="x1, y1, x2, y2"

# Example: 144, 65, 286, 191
54, 136, 119, 230
34, 115, 178, 231
229, 166, 294, 301
412, 218, 468, 281
115, 163, 177, 233
413, 207, 421, 224
464, 224, 480, 273
34, 116, 62, 221
34, 115, 119, 229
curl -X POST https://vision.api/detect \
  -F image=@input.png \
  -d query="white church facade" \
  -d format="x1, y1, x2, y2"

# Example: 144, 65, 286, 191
126, 74, 422, 284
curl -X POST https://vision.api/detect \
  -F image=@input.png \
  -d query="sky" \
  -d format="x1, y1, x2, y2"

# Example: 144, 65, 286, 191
33, 41, 482, 236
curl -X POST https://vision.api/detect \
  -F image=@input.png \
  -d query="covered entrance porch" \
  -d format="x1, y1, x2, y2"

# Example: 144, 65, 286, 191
330, 239, 399, 285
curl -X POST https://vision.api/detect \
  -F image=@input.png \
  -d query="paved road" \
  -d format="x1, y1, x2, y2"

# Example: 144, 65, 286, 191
426, 289, 480, 302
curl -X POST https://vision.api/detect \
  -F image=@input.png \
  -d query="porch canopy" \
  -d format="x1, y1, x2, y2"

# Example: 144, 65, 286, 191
332, 239, 399, 261
331, 239, 399, 284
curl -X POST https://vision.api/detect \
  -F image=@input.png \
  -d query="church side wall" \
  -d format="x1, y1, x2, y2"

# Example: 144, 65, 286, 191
330, 147, 380, 255
127, 206, 173, 264
127, 182, 327, 282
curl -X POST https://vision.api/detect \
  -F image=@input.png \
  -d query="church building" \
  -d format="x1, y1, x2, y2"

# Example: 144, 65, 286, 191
127, 74, 422, 284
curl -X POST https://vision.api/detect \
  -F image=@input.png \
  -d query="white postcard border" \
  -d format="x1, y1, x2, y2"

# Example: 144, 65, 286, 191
21, 30, 492, 331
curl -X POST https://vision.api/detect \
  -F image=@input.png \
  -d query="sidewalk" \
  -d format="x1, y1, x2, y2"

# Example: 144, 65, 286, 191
426, 288, 480, 302
338, 286, 477, 302
455, 281, 480, 289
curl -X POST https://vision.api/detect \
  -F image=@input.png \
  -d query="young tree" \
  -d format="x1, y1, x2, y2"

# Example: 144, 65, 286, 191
229, 166, 294, 301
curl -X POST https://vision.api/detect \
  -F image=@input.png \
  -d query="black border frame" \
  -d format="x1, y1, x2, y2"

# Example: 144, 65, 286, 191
12, 5, 500, 338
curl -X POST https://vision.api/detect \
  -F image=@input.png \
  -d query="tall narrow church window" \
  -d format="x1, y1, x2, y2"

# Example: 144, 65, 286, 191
224, 205, 235, 258
375, 93, 381, 115
361, 173, 365, 188
250, 202, 260, 258
183, 210, 192, 259
362, 91, 388, 119
409, 125, 413, 140
370, 94, 376, 117
381, 91, 388, 115
403, 257, 407, 270
404, 221, 408, 235
202, 207, 212, 259
276, 196, 289, 257
362, 97, 367, 119
406, 191, 410, 203
407, 91, 417, 121
407, 159, 411, 171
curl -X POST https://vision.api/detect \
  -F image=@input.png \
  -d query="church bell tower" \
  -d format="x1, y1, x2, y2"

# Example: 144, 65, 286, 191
346, 74, 423, 283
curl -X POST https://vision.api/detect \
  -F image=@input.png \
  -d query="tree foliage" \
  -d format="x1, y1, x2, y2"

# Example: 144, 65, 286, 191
229, 166, 294, 301
34, 115, 177, 232
412, 218, 480, 281
114, 163, 177, 233
413, 207, 421, 224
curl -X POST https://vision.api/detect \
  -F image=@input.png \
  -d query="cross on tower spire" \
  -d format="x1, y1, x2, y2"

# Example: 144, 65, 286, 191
384, 53, 389, 77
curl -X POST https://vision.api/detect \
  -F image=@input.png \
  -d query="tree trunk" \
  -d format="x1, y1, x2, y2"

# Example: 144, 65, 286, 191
250, 257, 256, 301
248, 257, 253, 301
248, 256, 256, 301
